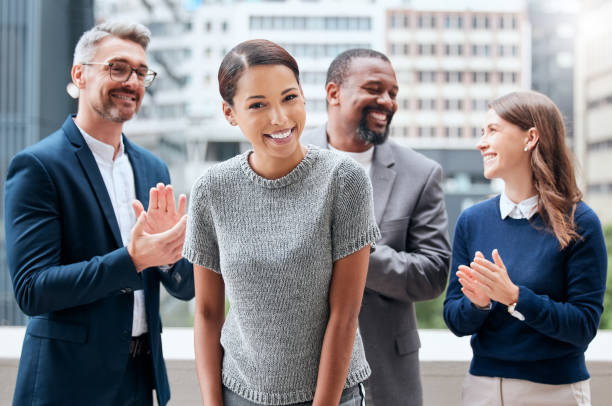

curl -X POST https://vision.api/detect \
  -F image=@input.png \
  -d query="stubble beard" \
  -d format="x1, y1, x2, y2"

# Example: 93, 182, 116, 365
356, 107, 393, 145
92, 90, 139, 123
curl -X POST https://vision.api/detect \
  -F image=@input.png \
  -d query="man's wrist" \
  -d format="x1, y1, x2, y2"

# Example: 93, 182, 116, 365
127, 244, 145, 272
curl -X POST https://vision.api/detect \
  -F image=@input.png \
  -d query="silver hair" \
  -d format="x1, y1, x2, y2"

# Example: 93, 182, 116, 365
72, 21, 151, 66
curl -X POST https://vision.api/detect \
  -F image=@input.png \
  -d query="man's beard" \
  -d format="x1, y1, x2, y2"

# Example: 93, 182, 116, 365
356, 107, 393, 145
93, 88, 140, 123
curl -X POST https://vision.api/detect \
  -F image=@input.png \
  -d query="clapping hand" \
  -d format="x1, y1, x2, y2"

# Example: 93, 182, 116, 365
132, 183, 187, 234
469, 249, 519, 306
127, 183, 188, 272
457, 251, 491, 308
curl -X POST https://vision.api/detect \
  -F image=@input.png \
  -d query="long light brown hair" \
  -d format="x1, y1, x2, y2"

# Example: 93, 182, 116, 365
489, 91, 582, 249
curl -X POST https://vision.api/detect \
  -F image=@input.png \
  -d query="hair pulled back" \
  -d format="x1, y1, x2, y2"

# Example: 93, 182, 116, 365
218, 39, 300, 106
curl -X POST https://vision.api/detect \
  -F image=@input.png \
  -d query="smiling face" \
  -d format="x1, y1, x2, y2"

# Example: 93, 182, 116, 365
76, 36, 147, 123
337, 57, 398, 144
478, 109, 532, 181
223, 64, 306, 163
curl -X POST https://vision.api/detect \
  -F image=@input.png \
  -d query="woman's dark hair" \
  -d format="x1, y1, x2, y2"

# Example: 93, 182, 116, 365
218, 39, 300, 106
489, 91, 582, 249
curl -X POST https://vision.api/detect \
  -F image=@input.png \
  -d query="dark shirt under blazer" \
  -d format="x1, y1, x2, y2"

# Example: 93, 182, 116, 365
301, 126, 451, 406
4, 116, 194, 406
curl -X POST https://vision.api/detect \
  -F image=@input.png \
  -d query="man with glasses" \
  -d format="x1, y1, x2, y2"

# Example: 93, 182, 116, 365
4, 22, 193, 406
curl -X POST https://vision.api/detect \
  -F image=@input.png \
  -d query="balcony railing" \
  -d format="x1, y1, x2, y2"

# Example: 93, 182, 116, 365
1, 327, 611, 405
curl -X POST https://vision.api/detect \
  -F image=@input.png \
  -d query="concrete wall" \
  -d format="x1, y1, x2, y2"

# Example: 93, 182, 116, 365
1, 328, 611, 405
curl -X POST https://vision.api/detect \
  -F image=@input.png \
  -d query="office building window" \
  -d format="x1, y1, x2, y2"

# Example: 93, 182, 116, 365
499, 15, 518, 30
390, 14, 398, 28
472, 71, 491, 83
472, 44, 491, 57
250, 16, 371, 31
498, 44, 519, 57
500, 72, 518, 84
417, 14, 436, 29
418, 126, 436, 137
445, 127, 463, 137
281, 43, 369, 58
444, 15, 463, 29
417, 98, 437, 110
444, 99, 464, 110
472, 15, 490, 30
417, 71, 437, 83
418, 43, 437, 56
301, 71, 327, 85
390, 42, 410, 56
472, 99, 488, 111
148, 22, 191, 36
403, 14, 410, 28
445, 44, 464, 56
445, 71, 464, 83
472, 126, 481, 138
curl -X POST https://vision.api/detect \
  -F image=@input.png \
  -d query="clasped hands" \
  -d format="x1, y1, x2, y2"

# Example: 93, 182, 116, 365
127, 183, 188, 272
456, 249, 519, 308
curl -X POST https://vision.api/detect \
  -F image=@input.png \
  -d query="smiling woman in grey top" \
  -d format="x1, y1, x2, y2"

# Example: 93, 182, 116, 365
182, 39, 380, 406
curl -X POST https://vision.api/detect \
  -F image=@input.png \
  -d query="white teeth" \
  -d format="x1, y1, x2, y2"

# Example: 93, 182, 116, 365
269, 129, 292, 139
112, 94, 134, 101
370, 111, 387, 120
483, 155, 496, 163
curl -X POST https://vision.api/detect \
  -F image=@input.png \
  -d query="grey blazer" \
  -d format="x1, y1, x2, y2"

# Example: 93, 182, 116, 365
302, 126, 451, 406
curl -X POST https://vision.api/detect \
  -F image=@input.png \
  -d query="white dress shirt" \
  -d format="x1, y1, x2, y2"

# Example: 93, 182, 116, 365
77, 125, 148, 336
328, 144, 374, 174
499, 192, 538, 220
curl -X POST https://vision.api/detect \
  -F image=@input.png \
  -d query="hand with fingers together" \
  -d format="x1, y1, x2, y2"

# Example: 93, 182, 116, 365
128, 183, 188, 272
132, 183, 187, 234
469, 249, 519, 306
457, 251, 491, 308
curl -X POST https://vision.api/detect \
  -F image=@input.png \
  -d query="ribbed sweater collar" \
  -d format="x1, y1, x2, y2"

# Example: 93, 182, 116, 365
239, 147, 317, 189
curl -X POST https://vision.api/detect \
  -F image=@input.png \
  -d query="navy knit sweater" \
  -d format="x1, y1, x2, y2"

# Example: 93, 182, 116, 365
444, 196, 607, 384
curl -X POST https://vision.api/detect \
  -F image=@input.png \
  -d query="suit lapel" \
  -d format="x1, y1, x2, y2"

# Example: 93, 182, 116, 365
124, 138, 149, 205
370, 143, 396, 225
63, 117, 124, 248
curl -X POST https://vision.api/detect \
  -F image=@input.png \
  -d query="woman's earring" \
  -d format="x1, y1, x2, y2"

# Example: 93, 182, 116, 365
523, 146, 529, 152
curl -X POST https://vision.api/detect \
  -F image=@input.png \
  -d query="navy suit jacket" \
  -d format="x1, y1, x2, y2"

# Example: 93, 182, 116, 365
4, 116, 194, 406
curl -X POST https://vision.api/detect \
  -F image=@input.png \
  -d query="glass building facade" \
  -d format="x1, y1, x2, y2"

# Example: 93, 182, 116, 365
0, 0, 94, 325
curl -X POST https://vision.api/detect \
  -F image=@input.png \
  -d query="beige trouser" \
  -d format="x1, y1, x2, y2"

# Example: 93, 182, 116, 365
462, 373, 591, 406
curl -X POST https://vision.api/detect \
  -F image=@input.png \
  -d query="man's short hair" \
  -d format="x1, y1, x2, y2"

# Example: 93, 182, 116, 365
325, 48, 390, 87
73, 21, 151, 66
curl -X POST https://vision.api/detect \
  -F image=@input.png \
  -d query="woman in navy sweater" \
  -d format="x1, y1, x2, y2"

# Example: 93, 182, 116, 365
443, 91, 607, 406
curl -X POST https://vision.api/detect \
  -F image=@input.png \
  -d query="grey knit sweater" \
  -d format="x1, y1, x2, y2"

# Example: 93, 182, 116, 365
183, 146, 380, 405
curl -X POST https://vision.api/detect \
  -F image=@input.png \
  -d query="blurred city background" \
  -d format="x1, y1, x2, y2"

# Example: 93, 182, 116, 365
1, 0, 611, 331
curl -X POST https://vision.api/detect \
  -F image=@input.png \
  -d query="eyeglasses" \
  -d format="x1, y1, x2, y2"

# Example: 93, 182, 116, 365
83, 61, 157, 87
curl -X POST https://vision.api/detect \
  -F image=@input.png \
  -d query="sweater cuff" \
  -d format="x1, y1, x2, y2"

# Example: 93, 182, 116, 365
514, 284, 538, 321
463, 296, 491, 318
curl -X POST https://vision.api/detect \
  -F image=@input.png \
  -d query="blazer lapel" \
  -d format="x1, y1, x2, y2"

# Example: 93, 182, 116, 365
370, 142, 396, 225
63, 116, 123, 248
124, 137, 149, 205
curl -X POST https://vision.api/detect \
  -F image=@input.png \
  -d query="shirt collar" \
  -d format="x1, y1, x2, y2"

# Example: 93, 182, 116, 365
328, 144, 374, 166
500, 192, 538, 220
75, 123, 125, 163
